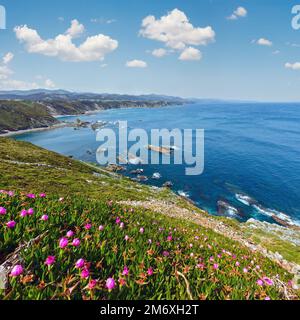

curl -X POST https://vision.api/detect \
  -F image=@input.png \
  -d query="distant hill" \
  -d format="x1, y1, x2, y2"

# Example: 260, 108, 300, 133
0, 89, 191, 103
0, 90, 191, 133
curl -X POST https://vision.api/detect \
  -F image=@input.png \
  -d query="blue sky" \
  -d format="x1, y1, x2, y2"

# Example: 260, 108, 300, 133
1, 0, 300, 101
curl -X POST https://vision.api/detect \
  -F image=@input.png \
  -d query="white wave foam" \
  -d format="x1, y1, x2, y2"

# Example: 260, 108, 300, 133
178, 190, 190, 198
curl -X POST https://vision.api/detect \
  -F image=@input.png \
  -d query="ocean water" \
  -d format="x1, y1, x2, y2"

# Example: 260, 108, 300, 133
14, 102, 300, 226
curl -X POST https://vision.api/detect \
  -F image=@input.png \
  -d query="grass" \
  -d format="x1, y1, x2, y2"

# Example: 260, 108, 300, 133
0, 101, 58, 133
0, 192, 295, 300
0, 137, 299, 300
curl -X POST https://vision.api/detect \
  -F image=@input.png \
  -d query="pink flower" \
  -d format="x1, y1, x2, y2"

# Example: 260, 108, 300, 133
167, 235, 173, 242
72, 238, 80, 247
39, 193, 46, 198
84, 223, 92, 230
213, 264, 219, 270
41, 215, 49, 221
45, 256, 55, 266
27, 193, 36, 199
0, 207, 7, 215
147, 267, 154, 276
66, 230, 74, 238
120, 222, 125, 229
124, 235, 129, 241
20, 209, 27, 217
81, 268, 89, 279
163, 251, 169, 257
139, 227, 144, 234
27, 208, 34, 216
99, 225, 104, 231
122, 266, 129, 276
106, 277, 115, 291
8, 191, 14, 197
265, 296, 271, 300
88, 279, 97, 289
189, 243, 193, 248
263, 277, 274, 286
75, 258, 85, 269
116, 217, 121, 224
6, 220, 16, 229
243, 268, 248, 273
257, 279, 264, 286
59, 237, 68, 248
209, 256, 214, 261
148, 239, 152, 244
10, 265, 23, 277
235, 261, 240, 267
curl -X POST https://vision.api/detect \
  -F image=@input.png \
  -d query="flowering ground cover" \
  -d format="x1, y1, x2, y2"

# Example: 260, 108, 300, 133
0, 190, 297, 300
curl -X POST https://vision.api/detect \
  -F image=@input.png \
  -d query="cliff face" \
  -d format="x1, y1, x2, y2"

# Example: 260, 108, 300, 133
0, 98, 185, 133
0, 100, 59, 133
42, 100, 179, 116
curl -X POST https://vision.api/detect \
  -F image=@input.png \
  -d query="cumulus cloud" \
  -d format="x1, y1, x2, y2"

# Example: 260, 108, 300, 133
44, 79, 56, 88
179, 47, 202, 61
14, 20, 118, 62
139, 8, 215, 61
66, 19, 85, 38
285, 62, 300, 70
256, 38, 272, 46
2, 52, 14, 64
152, 48, 168, 58
227, 7, 247, 20
126, 60, 147, 68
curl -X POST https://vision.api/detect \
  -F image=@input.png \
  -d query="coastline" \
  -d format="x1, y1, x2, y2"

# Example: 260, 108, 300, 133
0, 103, 185, 137
0, 122, 69, 137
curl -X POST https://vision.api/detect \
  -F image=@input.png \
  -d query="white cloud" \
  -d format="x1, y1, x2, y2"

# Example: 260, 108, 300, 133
0, 65, 13, 79
14, 20, 118, 62
227, 7, 247, 20
179, 47, 202, 61
44, 79, 56, 88
0, 53, 14, 80
152, 48, 168, 58
0, 52, 53, 90
140, 8, 215, 51
2, 52, 14, 64
126, 60, 147, 68
285, 62, 300, 70
256, 38, 272, 46
91, 18, 116, 24
66, 19, 85, 38
272, 50, 280, 55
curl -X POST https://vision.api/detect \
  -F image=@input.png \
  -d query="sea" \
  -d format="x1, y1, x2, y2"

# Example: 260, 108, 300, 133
14, 102, 300, 226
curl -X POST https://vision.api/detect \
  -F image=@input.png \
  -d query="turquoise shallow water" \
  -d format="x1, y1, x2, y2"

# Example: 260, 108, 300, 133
15, 102, 300, 226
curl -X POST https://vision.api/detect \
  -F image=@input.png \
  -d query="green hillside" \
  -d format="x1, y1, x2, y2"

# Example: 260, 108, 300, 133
0, 101, 59, 134
0, 138, 298, 300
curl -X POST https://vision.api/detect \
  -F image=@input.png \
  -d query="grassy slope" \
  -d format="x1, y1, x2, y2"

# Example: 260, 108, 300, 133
0, 138, 299, 299
0, 101, 58, 133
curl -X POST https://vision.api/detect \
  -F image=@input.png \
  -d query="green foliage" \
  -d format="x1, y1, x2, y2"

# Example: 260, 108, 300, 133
0, 101, 58, 133
0, 193, 293, 300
